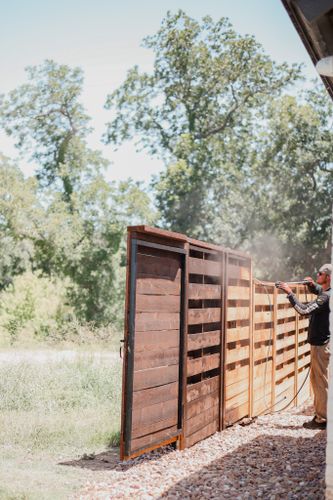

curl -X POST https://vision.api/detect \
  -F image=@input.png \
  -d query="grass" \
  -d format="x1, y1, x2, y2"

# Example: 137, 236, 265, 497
0, 353, 122, 499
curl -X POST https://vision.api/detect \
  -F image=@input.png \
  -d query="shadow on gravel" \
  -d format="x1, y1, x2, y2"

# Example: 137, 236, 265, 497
59, 445, 175, 472
160, 433, 326, 499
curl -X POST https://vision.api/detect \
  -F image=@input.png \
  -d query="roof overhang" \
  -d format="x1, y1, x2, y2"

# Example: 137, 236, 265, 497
281, 0, 333, 99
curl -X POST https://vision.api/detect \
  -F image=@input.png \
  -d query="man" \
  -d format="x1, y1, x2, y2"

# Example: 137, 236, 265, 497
277, 263, 331, 429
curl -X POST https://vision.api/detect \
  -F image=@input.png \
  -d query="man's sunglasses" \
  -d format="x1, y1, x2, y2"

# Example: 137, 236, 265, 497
317, 271, 325, 276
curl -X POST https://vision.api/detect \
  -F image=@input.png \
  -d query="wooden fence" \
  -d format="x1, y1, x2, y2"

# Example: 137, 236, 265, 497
121, 226, 311, 460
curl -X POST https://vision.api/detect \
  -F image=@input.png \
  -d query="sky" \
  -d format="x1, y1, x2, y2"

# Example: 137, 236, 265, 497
0, 0, 320, 184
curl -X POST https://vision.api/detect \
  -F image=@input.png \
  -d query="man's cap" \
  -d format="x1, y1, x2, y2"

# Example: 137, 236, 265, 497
319, 263, 332, 276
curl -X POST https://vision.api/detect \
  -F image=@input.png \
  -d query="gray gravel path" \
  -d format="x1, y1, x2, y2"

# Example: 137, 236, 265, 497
76, 403, 325, 499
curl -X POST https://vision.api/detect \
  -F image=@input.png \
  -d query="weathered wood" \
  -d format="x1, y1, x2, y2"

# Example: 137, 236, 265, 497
132, 398, 178, 434
224, 401, 248, 425
225, 378, 249, 400
186, 377, 219, 403
135, 312, 180, 332
228, 285, 251, 301
226, 325, 250, 343
137, 252, 181, 280
132, 414, 178, 440
187, 353, 220, 377
133, 382, 178, 409
187, 390, 219, 420
188, 257, 221, 277
188, 283, 221, 300
185, 419, 219, 448
136, 276, 180, 296
188, 308, 221, 325
227, 307, 251, 322
136, 294, 180, 313
134, 347, 179, 371
131, 425, 178, 452
186, 403, 219, 437
228, 264, 250, 281
133, 364, 178, 391
135, 330, 179, 351
225, 345, 249, 365
225, 363, 249, 383
187, 330, 220, 351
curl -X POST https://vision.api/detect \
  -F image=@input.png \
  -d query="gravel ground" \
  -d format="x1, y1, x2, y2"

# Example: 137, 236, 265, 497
74, 403, 326, 499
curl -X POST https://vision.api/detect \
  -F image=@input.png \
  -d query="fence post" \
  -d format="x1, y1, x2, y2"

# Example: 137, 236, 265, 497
249, 265, 254, 418
294, 285, 300, 407
271, 286, 277, 410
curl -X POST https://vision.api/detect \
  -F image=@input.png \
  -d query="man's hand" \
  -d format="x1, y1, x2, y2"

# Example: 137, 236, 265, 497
304, 276, 314, 286
275, 281, 292, 294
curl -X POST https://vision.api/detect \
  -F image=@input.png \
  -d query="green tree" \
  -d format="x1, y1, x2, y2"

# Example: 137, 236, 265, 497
104, 10, 301, 238
0, 60, 106, 208
0, 154, 41, 289
247, 87, 333, 279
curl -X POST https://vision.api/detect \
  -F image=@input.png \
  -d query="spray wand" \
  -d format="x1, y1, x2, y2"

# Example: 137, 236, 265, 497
275, 280, 310, 288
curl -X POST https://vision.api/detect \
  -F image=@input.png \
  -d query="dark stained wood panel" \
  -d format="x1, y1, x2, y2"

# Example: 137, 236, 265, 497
133, 382, 179, 409
134, 346, 179, 371
186, 404, 219, 437
133, 364, 179, 392
136, 294, 180, 313
135, 330, 179, 351
131, 425, 179, 451
135, 312, 180, 332
137, 253, 181, 279
189, 257, 221, 277
132, 398, 178, 434
136, 276, 180, 296
187, 390, 219, 420
188, 308, 221, 325
186, 420, 219, 448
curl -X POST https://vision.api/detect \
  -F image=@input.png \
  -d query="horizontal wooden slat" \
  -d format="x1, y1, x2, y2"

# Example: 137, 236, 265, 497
224, 401, 248, 425
135, 312, 179, 332
132, 414, 178, 440
188, 283, 221, 300
136, 294, 180, 313
276, 348, 296, 365
187, 353, 220, 377
227, 307, 250, 322
185, 419, 219, 448
188, 308, 221, 325
225, 345, 249, 365
276, 321, 297, 335
137, 253, 180, 279
135, 330, 179, 351
225, 364, 249, 385
186, 377, 219, 403
276, 308, 296, 320
189, 257, 221, 277
136, 276, 180, 296
186, 404, 219, 438
225, 388, 248, 410
133, 382, 178, 409
226, 326, 250, 343
228, 286, 251, 300
132, 398, 178, 434
228, 264, 250, 281
253, 328, 274, 343
187, 390, 219, 420
131, 425, 178, 452
225, 378, 249, 400
254, 310, 273, 323
187, 330, 220, 351
253, 343, 273, 362
254, 294, 273, 306
134, 346, 179, 371
133, 364, 178, 391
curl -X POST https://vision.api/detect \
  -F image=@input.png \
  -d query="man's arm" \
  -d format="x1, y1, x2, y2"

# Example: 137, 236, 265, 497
304, 276, 322, 295
287, 291, 329, 316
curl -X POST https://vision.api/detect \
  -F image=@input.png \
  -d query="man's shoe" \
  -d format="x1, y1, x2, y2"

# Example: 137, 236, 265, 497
303, 418, 326, 430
